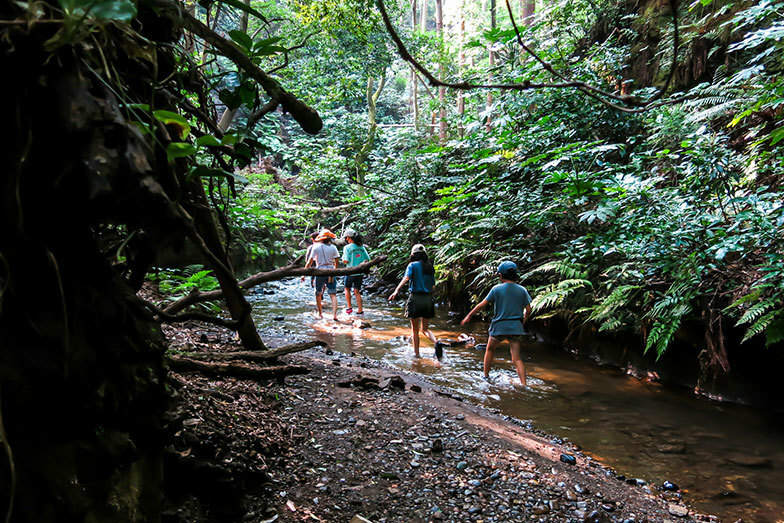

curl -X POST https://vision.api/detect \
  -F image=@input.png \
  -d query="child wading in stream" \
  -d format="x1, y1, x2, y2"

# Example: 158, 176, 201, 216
388, 244, 446, 359
341, 228, 370, 315
461, 261, 532, 387
305, 229, 340, 320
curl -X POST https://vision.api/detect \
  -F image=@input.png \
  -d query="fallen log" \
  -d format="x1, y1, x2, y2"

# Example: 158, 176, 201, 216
164, 255, 388, 315
167, 356, 309, 380
178, 340, 326, 363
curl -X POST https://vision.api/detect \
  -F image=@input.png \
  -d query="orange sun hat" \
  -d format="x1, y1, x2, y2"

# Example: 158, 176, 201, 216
315, 229, 337, 242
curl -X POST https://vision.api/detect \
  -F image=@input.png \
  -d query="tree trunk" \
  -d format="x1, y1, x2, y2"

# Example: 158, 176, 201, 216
523, 0, 535, 26
436, 0, 446, 141
354, 72, 387, 197
420, 0, 427, 31
486, 0, 496, 132
457, 1, 466, 137
216, 0, 250, 132
411, 0, 419, 129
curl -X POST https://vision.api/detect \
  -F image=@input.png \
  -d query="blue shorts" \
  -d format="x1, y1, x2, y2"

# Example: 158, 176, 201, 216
345, 275, 364, 290
315, 276, 337, 296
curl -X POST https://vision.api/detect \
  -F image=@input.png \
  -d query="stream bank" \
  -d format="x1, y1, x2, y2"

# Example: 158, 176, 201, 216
162, 318, 710, 522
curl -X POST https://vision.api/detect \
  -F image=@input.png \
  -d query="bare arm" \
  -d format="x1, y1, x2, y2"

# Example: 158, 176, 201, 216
388, 275, 410, 301
460, 299, 489, 325
523, 304, 532, 325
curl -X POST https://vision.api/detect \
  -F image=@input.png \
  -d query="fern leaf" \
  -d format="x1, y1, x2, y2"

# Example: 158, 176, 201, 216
765, 319, 784, 347
736, 299, 775, 326
742, 310, 779, 343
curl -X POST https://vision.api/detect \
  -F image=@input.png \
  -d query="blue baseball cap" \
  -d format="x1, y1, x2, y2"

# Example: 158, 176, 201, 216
497, 261, 517, 274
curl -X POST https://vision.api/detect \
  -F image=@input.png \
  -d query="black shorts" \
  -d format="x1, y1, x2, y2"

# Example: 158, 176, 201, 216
405, 293, 434, 319
345, 275, 364, 290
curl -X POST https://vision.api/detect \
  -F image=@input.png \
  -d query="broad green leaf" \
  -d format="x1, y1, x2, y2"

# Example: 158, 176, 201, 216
253, 37, 284, 50
221, 134, 238, 146
153, 110, 190, 139
196, 135, 221, 147
769, 126, 784, 146
228, 30, 253, 52
166, 143, 197, 162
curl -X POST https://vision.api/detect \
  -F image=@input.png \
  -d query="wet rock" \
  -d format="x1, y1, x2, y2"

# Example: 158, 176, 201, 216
431, 439, 444, 453
273, 316, 285, 321
352, 320, 371, 329
325, 348, 334, 355
725, 453, 773, 468
409, 384, 422, 393
601, 503, 615, 512
657, 444, 686, 454
456, 461, 468, 471
559, 453, 576, 465
475, 344, 487, 351
585, 510, 613, 522
467, 506, 481, 514
565, 490, 578, 501
667, 503, 689, 518
662, 480, 679, 492
468, 479, 481, 487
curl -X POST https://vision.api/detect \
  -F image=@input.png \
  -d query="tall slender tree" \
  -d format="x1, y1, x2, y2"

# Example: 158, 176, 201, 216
436, 0, 446, 141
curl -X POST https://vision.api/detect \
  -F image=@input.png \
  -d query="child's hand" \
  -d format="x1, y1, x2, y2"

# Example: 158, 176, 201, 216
388, 292, 397, 301
460, 315, 471, 326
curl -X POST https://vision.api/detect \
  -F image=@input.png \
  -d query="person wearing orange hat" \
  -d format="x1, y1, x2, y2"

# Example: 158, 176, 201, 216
305, 229, 340, 320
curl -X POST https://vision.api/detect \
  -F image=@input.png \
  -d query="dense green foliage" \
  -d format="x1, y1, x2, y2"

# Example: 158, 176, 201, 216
229, 0, 784, 372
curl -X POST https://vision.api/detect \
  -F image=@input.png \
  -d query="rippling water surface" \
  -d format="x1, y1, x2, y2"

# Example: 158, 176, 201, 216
250, 279, 784, 521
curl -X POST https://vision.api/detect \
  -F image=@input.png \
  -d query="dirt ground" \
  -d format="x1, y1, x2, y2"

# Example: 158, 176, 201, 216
161, 321, 719, 523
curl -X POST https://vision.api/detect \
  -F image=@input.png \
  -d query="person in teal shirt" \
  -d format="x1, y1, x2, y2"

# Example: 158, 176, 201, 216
461, 261, 532, 387
341, 229, 370, 315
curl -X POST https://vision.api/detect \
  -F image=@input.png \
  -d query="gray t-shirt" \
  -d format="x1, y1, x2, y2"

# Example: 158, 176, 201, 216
308, 242, 340, 269
485, 282, 533, 336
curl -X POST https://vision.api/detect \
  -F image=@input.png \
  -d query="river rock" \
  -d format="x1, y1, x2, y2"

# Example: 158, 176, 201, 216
456, 461, 468, 470
431, 439, 444, 453
410, 384, 422, 393
667, 503, 689, 517
657, 444, 686, 454
585, 510, 613, 522
350, 515, 373, 523
559, 453, 576, 465
475, 344, 487, 351
532, 504, 550, 515
662, 480, 679, 492
352, 320, 372, 329
725, 453, 773, 468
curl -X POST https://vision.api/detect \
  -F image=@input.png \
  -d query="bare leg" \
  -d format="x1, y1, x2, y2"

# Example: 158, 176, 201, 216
315, 293, 323, 318
354, 288, 363, 313
509, 341, 527, 387
410, 318, 421, 357
421, 318, 437, 344
330, 292, 338, 320
483, 336, 500, 379
345, 287, 353, 310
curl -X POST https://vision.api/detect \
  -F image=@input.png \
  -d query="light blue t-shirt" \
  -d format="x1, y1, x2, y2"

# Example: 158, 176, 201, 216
486, 282, 533, 336
405, 261, 435, 294
342, 243, 370, 267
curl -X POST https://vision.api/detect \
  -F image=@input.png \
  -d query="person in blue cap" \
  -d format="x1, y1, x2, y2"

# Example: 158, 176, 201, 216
461, 261, 533, 386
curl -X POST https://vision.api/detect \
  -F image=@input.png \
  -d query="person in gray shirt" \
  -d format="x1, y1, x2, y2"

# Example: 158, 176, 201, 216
461, 261, 532, 386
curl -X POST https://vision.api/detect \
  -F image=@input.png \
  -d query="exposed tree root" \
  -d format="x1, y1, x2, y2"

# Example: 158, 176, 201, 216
167, 356, 310, 380
177, 340, 326, 363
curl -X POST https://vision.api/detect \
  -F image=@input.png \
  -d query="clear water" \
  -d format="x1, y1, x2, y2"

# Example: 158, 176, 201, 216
250, 279, 784, 521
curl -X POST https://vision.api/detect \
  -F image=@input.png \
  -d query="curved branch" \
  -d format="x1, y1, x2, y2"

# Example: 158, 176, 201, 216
140, 298, 241, 329
163, 255, 388, 314
376, 0, 683, 114
147, 0, 323, 134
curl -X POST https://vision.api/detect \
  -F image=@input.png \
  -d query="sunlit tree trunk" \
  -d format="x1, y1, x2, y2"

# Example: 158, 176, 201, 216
457, 0, 465, 137
217, 0, 250, 131
486, 0, 496, 132
420, 0, 427, 31
411, 0, 419, 130
355, 72, 386, 197
436, 0, 446, 141
523, 0, 535, 26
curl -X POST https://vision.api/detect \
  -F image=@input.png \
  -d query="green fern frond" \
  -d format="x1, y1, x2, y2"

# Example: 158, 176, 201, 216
588, 284, 641, 321
598, 317, 624, 332
736, 298, 776, 326
741, 310, 780, 343
725, 288, 764, 311
645, 315, 684, 359
765, 319, 784, 347
522, 260, 587, 280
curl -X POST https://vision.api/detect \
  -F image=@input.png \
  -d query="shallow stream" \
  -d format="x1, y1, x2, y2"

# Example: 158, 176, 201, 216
250, 279, 784, 521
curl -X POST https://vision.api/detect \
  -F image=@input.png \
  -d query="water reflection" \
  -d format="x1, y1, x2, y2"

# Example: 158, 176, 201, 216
250, 278, 784, 521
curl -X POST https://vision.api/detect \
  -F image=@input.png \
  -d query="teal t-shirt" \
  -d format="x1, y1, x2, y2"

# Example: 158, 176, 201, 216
405, 261, 435, 294
486, 282, 532, 336
342, 243, 370, 267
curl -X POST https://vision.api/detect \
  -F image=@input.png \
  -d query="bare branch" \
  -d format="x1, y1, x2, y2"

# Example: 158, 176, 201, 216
375, 0, 684, 114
